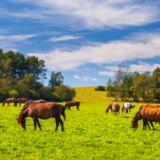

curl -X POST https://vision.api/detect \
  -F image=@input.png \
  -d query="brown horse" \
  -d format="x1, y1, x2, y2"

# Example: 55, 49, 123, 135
2, 98, 16, 106
65, 101, 80, 110
106, 102, 120, 115
18, 102, 66, 131
122, 102, 135, 114
15, 98, 29, 106
132, 105, 160, 130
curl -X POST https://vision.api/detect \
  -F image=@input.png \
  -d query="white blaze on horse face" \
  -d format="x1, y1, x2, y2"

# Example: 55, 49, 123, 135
124, 102, 130, 108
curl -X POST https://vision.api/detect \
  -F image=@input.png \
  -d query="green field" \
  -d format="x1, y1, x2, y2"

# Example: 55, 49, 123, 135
0, 87, 160, 160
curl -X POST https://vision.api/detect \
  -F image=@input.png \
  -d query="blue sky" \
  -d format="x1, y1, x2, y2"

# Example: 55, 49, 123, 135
0, 0, 160, 86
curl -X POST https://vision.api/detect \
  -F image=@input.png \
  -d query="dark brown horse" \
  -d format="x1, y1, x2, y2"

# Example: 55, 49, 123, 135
122, 102, 135, 113
15, 98, 29, 106
65, 101, 80, 110
18, 102, 66, 131
2, 98, 16, 106
106, 102, 120, 115
132, 105, 160, 130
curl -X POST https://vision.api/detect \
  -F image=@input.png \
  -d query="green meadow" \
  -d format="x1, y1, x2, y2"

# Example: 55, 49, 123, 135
0, 87, 160, 160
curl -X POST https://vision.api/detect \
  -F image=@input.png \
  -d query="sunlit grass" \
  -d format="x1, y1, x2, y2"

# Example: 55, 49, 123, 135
0, 101, 160, 160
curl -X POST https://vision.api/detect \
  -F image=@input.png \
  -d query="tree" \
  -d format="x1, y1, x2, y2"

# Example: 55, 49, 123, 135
49, 71, 63, 89
54, 84, 76, 101
95, 86, 106, 91
25, 56, 46, 80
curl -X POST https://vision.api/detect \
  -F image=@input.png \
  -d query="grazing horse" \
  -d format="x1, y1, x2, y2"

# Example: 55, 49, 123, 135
15, 98, 29, 106
122, 102, 134, 113
132, 105, 160, 130
18, 102, 66, 131
106, 102, 120, 115
2, 98, 16, 106
65, 101, 80, 110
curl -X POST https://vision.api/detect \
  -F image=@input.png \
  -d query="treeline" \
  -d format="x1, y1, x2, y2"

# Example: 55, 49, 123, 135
106, 67, 160, 102
0, 49, 76, 101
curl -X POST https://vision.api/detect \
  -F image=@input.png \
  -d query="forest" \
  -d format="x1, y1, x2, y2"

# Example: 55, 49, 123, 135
107, 66, 160, 102
0, 49, 75, 101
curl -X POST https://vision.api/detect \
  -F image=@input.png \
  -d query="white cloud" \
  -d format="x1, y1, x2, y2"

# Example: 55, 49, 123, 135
11, 0, 160, 29
98, 71, 115, 77
130, 63, 160, 73
0, 34, 35, 42
73, 75, 97, 82
29, 32, 160, 70
49, 35, 81, 42
98, 63, 160, 77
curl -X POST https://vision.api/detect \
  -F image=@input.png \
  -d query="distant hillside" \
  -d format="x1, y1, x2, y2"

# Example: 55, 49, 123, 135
74, 86, 114, 103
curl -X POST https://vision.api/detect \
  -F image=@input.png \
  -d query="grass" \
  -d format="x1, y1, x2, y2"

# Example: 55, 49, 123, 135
74, 86, 114, 103
0, 87, 160, 160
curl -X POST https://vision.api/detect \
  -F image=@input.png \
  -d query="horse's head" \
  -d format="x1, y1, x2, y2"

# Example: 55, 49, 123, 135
132, 110, 141, 129
132, 118, 138, 129
131, 104, 135, 108
106, 104, 112, 113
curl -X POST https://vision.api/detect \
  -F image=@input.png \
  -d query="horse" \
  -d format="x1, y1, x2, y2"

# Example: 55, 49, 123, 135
106, 102, 120, 115
122, 102, 134, 113
15, 98, 29, 106
65, 101, 80, 110
18, 101, 66, 131
132, 104, 160, 130
2, 98, 17, 106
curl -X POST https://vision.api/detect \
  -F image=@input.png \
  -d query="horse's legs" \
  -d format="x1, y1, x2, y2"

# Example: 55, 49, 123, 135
126, 108, 128, 114
146, 121, 151, 130
77, 104, 80, 110
58, 117, 64, 131
149, 121, 155, 130
143, 120, 147, 130
55, 117, 59, 131
33, 117, 37, 130
36, 118, 42, 130
122, 106, 124, 113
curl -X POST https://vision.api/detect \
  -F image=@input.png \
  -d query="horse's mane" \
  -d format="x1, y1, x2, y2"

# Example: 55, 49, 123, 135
132, 110, 141, 127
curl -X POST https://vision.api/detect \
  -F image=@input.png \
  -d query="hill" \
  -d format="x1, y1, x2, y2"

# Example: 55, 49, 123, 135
74, 86, 113, 103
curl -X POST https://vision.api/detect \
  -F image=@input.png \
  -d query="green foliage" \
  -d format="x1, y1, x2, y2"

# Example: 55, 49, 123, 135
0, 49, 74, 101
107, 67, 160, 102
49, 71, 63, 89
8, 89, 19, 98
95, 85, 106, 91
54, 84, 76, 101
1, 102, 160, 160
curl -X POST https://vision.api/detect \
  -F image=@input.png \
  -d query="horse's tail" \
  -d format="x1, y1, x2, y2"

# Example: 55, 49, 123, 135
61, 106, 66, 120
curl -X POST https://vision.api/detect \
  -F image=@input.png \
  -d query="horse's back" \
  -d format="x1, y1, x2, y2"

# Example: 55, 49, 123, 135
141, 105, 160, 121
28, 102, 63, 119
124, 102, 130, 108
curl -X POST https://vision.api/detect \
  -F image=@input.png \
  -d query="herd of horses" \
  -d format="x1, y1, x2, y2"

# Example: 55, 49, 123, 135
106, 102, 160, 130
1, 98, 160, 131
